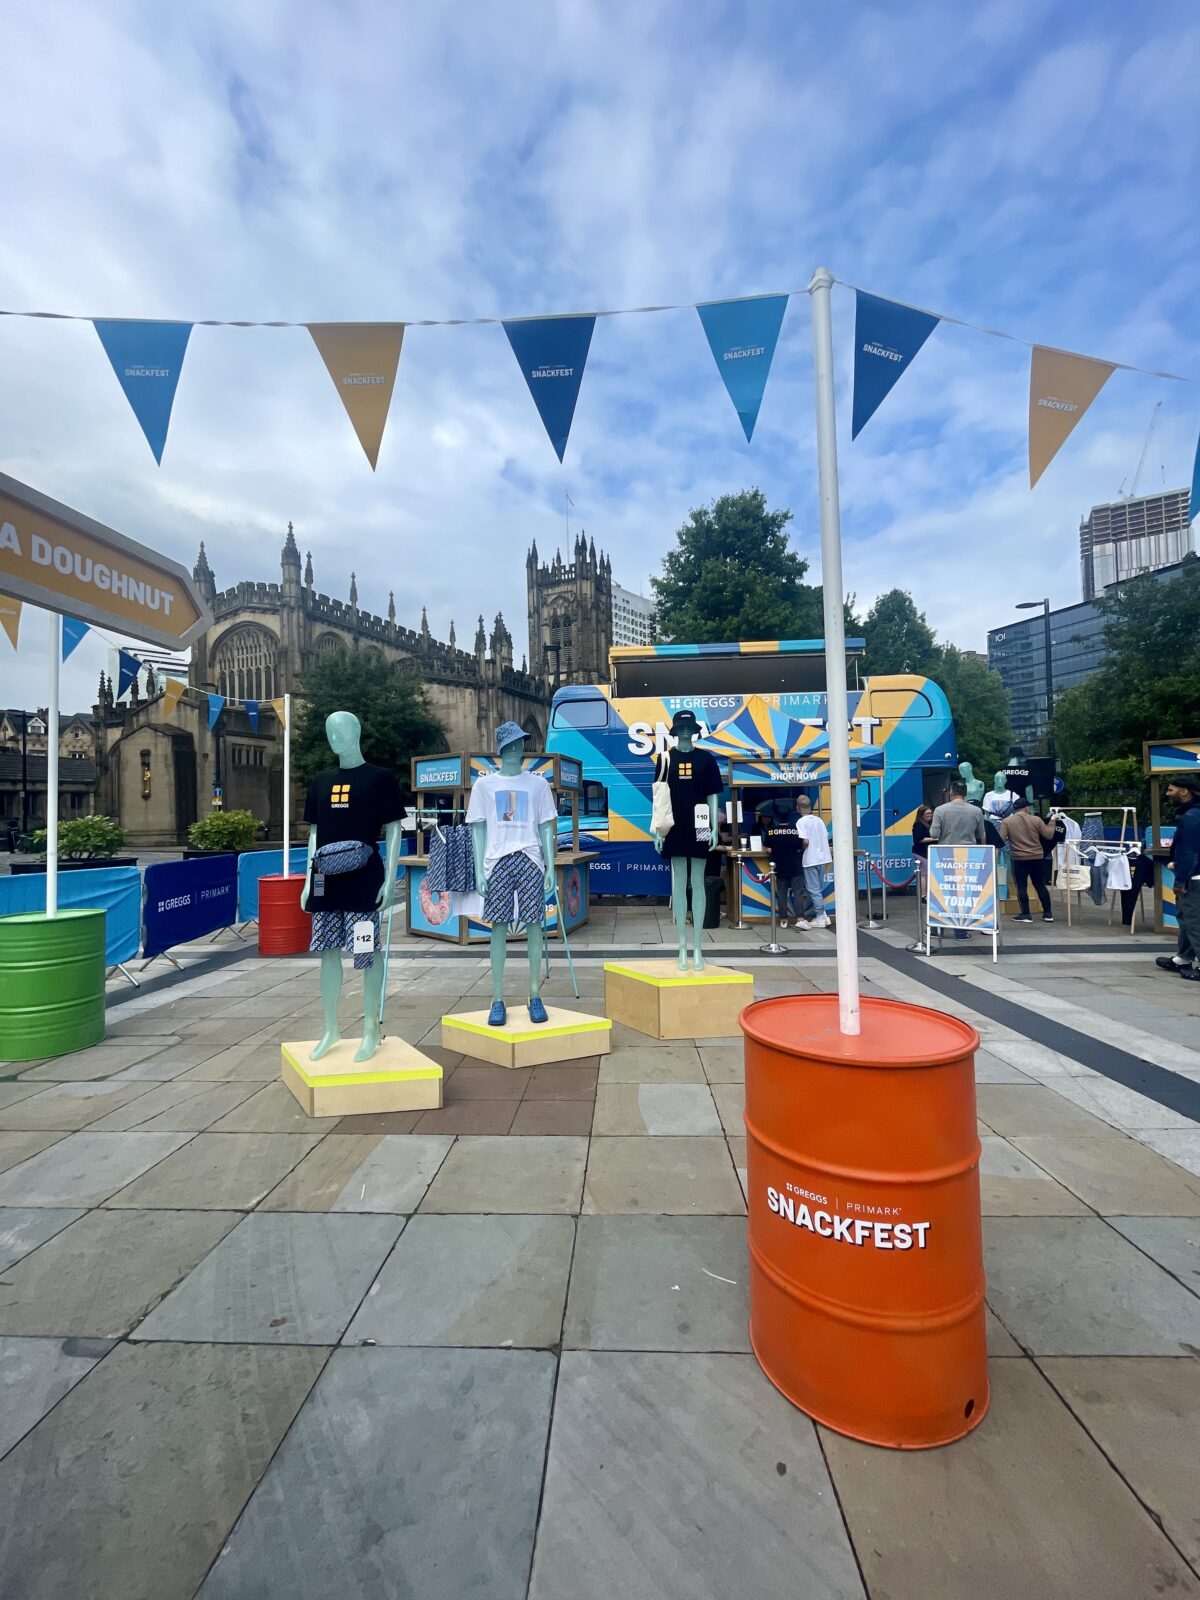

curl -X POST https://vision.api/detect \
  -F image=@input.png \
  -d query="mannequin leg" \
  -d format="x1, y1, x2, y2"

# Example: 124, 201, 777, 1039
489, 923, 508, 1001
670, 856, 689, 971
689, 857, 707, 970
309, 951, 344, 1061
527, 923, 544, 998
356, 959, 384, 1062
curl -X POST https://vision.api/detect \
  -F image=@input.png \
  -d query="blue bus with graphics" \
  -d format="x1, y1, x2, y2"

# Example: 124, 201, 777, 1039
546, 639, 958, 899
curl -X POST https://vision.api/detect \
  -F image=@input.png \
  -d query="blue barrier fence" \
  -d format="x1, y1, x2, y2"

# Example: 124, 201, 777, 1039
0, 867, 141, 966
236, 849, 310, 921
143, 856, 239, 959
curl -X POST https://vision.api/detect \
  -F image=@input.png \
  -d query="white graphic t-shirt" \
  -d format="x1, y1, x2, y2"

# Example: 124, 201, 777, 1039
467, 771, 558, 877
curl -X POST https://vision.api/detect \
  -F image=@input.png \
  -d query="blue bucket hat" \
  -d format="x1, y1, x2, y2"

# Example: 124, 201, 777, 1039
495, 721, 527, 754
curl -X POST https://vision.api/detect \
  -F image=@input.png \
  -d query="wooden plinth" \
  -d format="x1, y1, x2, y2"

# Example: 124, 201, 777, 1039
442, 1007, 612, 1068
281, 1039, 443, 1118
603, 960, 753, 1040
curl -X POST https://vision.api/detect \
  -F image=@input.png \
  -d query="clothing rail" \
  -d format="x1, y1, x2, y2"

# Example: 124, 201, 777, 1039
1062, 838, 1144, 934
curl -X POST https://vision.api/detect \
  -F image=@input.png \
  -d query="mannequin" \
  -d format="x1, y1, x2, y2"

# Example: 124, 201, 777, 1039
982, 770, 1022, 821
957, 761, 985, 805
653, 709, 722, 971
468, 722, 557, 1026
300, 712, 403, 1062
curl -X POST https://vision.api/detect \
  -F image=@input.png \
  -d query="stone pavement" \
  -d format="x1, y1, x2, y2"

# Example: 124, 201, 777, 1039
0, 903, 1198, 1599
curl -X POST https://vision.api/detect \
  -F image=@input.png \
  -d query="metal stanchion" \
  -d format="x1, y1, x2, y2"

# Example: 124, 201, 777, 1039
909, 863, 929, 953
760, 862, 790, 954
858, 849, 883, 930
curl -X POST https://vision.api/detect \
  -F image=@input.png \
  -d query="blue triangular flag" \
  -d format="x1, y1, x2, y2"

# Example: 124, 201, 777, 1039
502, 316, 595, 462
1190, 427, 1199, 525
62, 617, 89, 660
208, 694, 226, 731
116, 649, 141, 700
696, 295, 789, 442
93, 319, 193, 464
245, 699, 260, 733
851, 291, 940, 439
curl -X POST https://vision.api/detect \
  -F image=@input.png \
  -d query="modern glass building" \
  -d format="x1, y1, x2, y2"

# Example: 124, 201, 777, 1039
1080, 488, 1193, 600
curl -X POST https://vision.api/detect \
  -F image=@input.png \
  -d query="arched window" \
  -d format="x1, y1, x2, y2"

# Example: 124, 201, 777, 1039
317, 633, 344, 658
213, 625, 279, 706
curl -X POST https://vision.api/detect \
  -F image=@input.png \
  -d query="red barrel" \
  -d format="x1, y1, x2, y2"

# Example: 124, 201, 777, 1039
258, 874, 311, 956
741, 992, 987, 1450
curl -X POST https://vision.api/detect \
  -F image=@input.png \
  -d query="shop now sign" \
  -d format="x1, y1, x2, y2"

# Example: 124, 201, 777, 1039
0, 471, 209, 650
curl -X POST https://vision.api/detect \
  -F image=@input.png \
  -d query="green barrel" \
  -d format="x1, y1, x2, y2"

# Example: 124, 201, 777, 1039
0, 909, 106, 1061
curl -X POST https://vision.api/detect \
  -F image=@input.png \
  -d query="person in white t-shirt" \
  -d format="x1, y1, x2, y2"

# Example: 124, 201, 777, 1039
794, 795, 832, 928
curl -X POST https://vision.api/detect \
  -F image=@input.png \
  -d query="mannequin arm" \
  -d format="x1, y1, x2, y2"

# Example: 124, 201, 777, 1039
707, 794, 719, 846
376, 821, 402, 911
539, 818, 556, 895
470, 820, 488, 893
299, 824, 318, 911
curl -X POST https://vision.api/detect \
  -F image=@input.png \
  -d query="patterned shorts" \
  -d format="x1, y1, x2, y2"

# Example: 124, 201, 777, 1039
481, 851, 546, 930
310, 909, 381, 969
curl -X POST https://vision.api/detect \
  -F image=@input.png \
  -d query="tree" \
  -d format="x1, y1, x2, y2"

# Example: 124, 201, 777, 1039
652, 489, 827, 643
861, 590, 939, 677
292, 651, 447, 787
935, 646, 1013, 777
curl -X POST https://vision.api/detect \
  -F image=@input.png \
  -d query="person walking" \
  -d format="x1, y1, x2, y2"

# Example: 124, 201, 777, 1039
1156, 774, 1200, 981
912, 804, 934, 899
795, 796, 832, 928
760, 798, 805, 928
999, 798, 1057, 923
928, 780, 986, 939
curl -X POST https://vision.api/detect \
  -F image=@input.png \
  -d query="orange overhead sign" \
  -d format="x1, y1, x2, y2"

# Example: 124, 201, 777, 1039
0, 472, 209, 650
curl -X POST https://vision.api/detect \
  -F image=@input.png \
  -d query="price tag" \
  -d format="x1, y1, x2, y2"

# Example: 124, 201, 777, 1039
352, 920, 376, 955
313, 872, 325, 896
693, 803, 712, 844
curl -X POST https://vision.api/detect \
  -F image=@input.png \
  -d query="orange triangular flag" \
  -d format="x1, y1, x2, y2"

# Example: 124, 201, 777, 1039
308, 323, 405, 469
0, 597, 20, 650
271, 696, 287, 731
1029, 346, 1114, 487
162, 677, 187, 719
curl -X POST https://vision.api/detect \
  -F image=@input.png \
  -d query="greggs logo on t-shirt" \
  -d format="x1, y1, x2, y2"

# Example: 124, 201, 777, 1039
331, 783, 351, 806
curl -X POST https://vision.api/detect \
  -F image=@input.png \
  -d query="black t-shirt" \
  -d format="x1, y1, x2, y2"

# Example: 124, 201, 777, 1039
664, 747, 724, 859
303, 762, 404, 912
762, 815, 802, 874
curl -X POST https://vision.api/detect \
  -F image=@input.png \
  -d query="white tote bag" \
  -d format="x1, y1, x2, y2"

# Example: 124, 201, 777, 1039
650, 751, 674, 836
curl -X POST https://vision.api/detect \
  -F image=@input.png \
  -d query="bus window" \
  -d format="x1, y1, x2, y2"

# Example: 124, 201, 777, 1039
552, 699, 609, 729
582, 781, 608, 817
868, 689, 933, 721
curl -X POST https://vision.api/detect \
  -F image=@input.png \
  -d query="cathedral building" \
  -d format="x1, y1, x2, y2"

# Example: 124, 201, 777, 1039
527, 532, 613, 686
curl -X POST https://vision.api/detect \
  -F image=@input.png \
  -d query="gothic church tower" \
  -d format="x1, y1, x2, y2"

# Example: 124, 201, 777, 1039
526, 532, 613, 685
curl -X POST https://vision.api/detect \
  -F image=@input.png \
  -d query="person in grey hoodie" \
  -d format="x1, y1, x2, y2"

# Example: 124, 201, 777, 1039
999, 799, 1057, 922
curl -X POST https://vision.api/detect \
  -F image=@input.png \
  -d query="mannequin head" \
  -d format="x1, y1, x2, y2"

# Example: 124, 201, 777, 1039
958, 761, 975, 783
495, 720, 527, 775
992, 770, 1009, 793
670, 708, 700, 753
325, 711, 364, 767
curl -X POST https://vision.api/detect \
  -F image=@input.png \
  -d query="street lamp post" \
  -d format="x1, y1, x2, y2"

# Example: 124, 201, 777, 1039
1016, 598, 1053, 759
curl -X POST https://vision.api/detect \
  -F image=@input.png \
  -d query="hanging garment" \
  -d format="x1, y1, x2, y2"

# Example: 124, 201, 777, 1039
1088, 859, 1109, 905
1055, 814, 1082, 873
427, 824, 475, 893
1080, 812, 1104, 843
1107, 853, 1132, 893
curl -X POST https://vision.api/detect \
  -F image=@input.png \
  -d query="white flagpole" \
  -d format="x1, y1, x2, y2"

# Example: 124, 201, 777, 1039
46, 611, 61, 918
808, 267, 860, 1035
281, 692, 292, 877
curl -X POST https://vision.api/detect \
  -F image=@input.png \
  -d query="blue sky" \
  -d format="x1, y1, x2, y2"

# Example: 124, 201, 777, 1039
2, 0, 1198, 710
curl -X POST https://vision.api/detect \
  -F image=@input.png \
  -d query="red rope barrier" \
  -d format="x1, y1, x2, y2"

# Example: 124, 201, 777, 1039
870, 862, 919, 890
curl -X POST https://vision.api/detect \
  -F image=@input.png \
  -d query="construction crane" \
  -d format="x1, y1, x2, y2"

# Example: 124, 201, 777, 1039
1117, 400, 1161, 499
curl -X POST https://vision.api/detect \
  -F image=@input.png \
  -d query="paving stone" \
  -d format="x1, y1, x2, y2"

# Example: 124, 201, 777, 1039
0, 1131, 65, 1177
592, 1082, 722, 1135
0, 1130, 192, 1207
0, 1206, 84, 1272
109, 1035, 238, 1078
330, 1109, 425, 1134
978, 1135, 1091, 1215
207, 1081, 341, 1133
0, 1336, 111, 1460
262, 1133, 453, 1212
820, 1357, 1198, 1600
0, 1081, 49, 1108
1046, 1075, 1200, 1133
510, 1098, 595, 1135
177, 1036, 283, 1082
1011, 1133, 1200, 1215
134, 1212, 403, 1345
523, 1060, 600, 1099
985, 1306, 1022, 1356
727, 1132, 748, 1200
1040, 1356, 1200, 1567
530, 1351, 864, 1600
0, 1340, 327, 1600
0, 1208, 240, 1336
197, 1347, 554, 1600
344, 1213, 573, 1347
975, 1084, 1117, 1137
983, 1216, 1200, 1355
413, 1099, 519, 1135
598, 1045, 705, 1084
0, 1080, 158, 1132
420, 1135, 587, 1213
86, 1081, 259, 1132
971, 1050, 1035, 1083
1137, 1127, 1200, 1179
104, 1133, 322, 1210
698, 1044, 744, 1083
18, 1037, 182, 1082
583, 1135, 745, 1215
1106, 1217, 1200, 1297
710, 1081, 745, 1137
445, 1064, 532, 1101
564, 1215, 750, 1352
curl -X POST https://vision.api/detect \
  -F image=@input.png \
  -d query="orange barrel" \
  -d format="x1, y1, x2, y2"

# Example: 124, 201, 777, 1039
258, 874, 311, 957
741, 992, 987, 1449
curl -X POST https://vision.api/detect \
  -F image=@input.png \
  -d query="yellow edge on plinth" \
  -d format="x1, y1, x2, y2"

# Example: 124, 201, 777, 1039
603, 963, 753, 988
280, 1045, 442, 1089
443, 1016, 612, 1043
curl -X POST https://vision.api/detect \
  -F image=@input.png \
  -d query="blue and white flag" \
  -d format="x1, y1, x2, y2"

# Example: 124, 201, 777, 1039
245, 699, 260, 733
696, 295, 788, 442
503, 316, 595, 462
62, 616, 89, 660
116, 648, 141, 700
93, 319, 193, 464
851, 291, 939, 440
207, 693, 226, 731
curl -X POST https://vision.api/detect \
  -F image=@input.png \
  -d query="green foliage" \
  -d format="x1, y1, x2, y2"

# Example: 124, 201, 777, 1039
293, 651, 447, 787
29, 816, 125, 860
1063, 756, 1146, 810
187, 809, 263, 852
651, 490, 828, 644
1050, 555, 1200, 764
935, 646, 1013, 777
861, 590, 940, 677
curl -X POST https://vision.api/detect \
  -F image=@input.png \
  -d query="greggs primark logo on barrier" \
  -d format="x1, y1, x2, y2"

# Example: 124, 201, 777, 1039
766, 1185, 931, 1250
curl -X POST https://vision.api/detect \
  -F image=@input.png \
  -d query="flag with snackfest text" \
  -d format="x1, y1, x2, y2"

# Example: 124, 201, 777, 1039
162, 678, 187, 720
1028, 346, 1114, 487
0, 597, 21, 649
116, 648, 141, 700
696, 295, 789, 442
503, 316, 595, 462
62, 616, 89, 660
308, 323, 405, 469
851, 291, 940, 439
93, 320, 193, 464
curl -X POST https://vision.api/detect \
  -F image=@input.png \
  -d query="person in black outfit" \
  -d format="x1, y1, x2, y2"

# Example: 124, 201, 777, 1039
912, 804, 933, 900
653, 708, 723, 971
760, 798, 805, 926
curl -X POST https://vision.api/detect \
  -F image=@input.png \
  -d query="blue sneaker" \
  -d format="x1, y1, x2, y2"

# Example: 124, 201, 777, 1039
486, 1000, 507, 1027
528, 995, 549, 1025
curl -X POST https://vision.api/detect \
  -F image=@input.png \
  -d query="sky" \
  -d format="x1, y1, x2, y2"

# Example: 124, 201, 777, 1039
1, 0, 1198, 711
